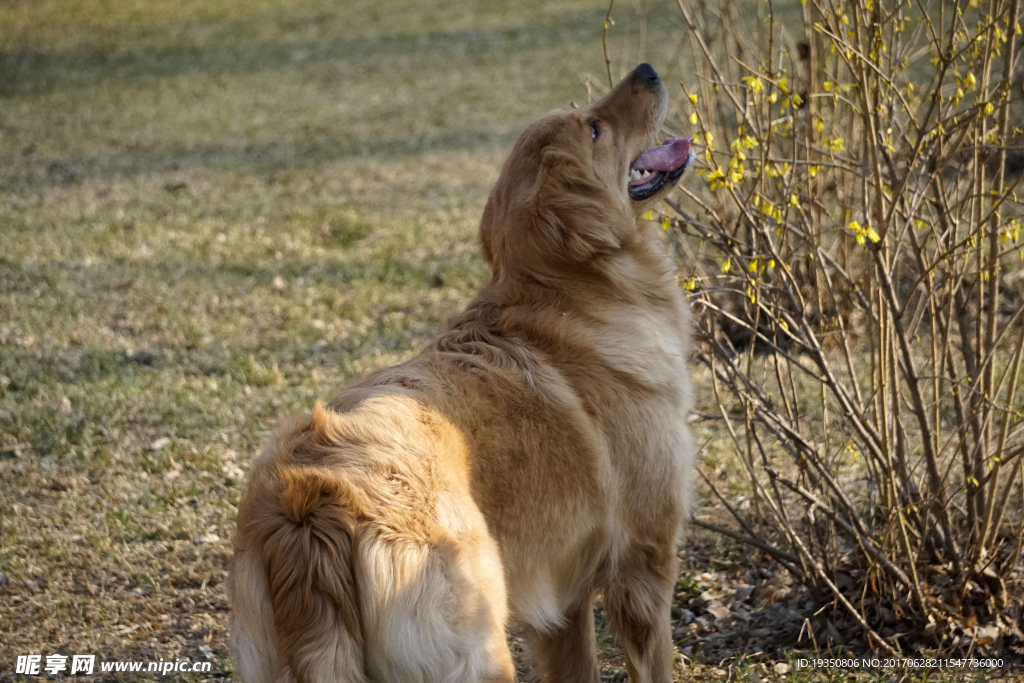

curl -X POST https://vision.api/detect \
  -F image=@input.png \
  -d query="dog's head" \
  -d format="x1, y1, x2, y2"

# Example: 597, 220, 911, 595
481, 63, 694, 275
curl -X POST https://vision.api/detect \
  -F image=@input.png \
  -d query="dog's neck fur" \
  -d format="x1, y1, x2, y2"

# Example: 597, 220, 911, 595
482, 216, 680, 310
423, 214, 688, 411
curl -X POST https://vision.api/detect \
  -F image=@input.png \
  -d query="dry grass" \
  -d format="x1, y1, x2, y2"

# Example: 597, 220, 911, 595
1, 0, 1019, 680
0, 0, 672, 680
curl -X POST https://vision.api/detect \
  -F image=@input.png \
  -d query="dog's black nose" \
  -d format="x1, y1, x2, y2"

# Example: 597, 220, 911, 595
634, 63, 661, 85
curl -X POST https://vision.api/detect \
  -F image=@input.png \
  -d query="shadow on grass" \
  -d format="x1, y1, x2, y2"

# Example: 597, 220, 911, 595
0, 6, 613, 98
6, 128, 521, 189
19, 247, 485, 290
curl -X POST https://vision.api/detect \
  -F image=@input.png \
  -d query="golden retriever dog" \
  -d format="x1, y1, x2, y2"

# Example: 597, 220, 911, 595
228, 62, 696, 683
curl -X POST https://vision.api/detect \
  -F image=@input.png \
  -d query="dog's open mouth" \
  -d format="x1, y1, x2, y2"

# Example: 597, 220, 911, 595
627, 137, 694, 201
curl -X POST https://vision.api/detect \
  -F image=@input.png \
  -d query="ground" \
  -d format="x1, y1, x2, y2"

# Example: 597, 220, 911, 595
0, 0, 1011, 681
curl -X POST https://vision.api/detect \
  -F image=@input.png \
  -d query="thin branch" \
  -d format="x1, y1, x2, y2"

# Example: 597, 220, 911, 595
602, 0, 616, 89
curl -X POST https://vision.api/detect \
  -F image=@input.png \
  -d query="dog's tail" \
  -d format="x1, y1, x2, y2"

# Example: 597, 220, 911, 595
230, 404, 369, 683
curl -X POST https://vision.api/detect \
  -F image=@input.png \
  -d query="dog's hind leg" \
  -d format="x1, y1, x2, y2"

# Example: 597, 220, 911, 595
358, 533, 515, 683
521, 596, 600, 683
603, 550, 677, 683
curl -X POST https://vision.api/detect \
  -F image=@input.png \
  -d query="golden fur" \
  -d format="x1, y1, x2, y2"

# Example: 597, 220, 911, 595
228, 63, 696, 683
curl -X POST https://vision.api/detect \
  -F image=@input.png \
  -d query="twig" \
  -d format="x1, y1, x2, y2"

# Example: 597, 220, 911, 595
602, 0, 616, 89
690, 519, 803, 575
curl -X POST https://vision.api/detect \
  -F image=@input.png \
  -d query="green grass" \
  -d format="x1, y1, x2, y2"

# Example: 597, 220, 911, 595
1, 0, 1017, 681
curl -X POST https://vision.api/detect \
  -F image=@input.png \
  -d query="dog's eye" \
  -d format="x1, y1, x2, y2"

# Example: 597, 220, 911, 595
590, 120, 600, 142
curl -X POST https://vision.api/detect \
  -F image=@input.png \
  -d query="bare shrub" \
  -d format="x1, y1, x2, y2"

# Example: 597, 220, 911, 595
668, 0, 1024, 654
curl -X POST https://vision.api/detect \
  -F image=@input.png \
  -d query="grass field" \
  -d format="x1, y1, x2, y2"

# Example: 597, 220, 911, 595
0, 0, 1012, 681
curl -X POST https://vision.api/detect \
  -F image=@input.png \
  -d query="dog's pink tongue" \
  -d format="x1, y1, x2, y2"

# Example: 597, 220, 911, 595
630, 137, 692, 173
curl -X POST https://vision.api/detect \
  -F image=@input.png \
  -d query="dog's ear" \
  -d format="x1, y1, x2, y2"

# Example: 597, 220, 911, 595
480, 185, 524, 278
480, 147, 631, 275
533, 159, 627, 263
479, 196, 499, 270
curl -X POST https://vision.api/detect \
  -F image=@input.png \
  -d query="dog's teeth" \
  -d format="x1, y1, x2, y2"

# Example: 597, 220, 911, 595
628, 169, 658, 184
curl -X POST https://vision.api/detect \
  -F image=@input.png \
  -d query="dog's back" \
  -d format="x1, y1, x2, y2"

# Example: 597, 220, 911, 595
228, 395, 514, 683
